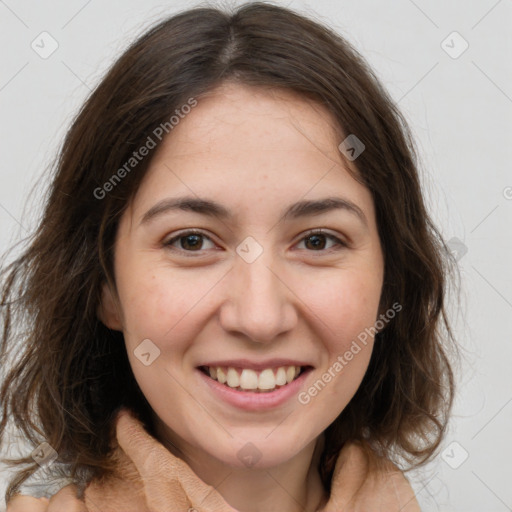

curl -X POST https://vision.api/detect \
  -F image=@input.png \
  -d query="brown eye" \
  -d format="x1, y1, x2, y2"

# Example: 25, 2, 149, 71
164, 230, 216, 253
179, 233, 203, 251
304, 233, 327, 250
297, 230, 346, 252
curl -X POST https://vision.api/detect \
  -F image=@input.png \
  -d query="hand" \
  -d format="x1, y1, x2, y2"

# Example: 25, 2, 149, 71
6, 485, 88, 512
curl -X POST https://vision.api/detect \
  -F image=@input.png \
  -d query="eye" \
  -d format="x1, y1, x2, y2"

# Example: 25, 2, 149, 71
295, 229, 346, 252
163, 228, 346, 257
163, 230, 216, 254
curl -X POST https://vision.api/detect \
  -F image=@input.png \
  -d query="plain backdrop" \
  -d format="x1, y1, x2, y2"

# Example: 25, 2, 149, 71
0, 0, 511, 510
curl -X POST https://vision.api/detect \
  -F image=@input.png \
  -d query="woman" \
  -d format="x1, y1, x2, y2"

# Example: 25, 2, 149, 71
1, 3, 457, 510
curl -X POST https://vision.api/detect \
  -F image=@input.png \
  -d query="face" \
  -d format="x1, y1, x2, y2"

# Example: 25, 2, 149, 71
100, 82, 384, 470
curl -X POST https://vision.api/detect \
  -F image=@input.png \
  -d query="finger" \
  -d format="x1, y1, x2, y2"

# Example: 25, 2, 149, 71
6, 495, 49, 512
116, 409, 237, 512
47, 485, 88, 512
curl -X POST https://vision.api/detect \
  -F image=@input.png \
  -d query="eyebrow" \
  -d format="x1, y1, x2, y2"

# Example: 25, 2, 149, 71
140, 196, 368, 227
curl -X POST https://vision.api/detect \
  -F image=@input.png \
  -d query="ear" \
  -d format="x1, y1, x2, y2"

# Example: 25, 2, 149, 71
97, 282, 123, 331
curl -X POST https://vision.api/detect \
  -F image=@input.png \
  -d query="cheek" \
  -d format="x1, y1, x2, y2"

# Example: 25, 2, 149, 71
117, 265, 217, 349
301, 268, 382, 346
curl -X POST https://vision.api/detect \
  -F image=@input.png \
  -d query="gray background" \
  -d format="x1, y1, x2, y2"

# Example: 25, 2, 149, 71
1, 0, 511, 510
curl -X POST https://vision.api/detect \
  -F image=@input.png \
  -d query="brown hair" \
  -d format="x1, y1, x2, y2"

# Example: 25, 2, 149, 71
0, 1, 458, 500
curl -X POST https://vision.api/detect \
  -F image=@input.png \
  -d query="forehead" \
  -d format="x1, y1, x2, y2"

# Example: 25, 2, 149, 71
126, 82, 374, 227
160, 82, 343, 159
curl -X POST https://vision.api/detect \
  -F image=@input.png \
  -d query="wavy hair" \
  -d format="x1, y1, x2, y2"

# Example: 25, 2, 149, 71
0, 1, 458, 500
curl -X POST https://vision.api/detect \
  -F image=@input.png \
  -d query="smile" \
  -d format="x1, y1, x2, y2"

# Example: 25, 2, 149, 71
199, 365, 308, 393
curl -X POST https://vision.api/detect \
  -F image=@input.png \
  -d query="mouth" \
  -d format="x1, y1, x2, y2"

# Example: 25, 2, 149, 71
197, 365, 312, 393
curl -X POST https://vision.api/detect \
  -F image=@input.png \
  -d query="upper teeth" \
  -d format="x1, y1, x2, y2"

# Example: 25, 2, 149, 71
206, 366, 302, 392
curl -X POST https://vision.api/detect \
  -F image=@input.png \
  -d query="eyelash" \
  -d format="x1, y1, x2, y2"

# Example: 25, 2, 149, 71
163, 229, 347, 257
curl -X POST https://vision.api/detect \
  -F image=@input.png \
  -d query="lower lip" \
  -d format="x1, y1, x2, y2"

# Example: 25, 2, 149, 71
196, 367, 313, 411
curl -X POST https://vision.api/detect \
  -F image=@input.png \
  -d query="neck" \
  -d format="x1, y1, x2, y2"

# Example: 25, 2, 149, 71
154, 420, 328, 512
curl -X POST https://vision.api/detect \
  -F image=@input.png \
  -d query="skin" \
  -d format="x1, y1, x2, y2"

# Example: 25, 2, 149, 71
11, 82, 385, 512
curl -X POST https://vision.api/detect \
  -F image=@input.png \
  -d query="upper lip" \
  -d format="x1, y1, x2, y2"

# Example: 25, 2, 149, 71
198, 359, 313, 371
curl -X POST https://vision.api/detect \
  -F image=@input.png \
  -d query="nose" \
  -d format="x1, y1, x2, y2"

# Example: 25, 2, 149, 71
218, 250, 298, 344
